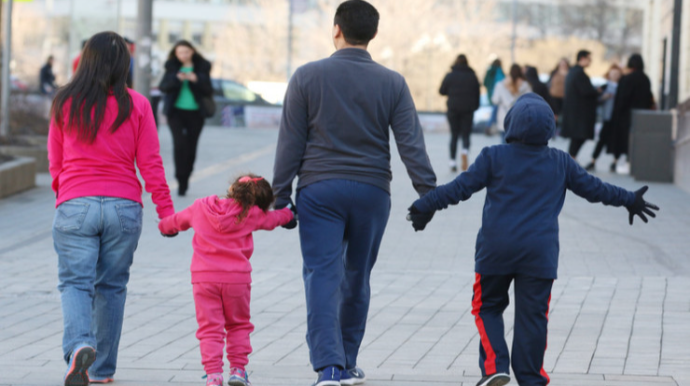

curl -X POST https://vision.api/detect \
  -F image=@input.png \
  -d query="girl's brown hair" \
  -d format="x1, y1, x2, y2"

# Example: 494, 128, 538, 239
604, 63, 623, 80
507, 64, 524, 95
227, 174, 274, 222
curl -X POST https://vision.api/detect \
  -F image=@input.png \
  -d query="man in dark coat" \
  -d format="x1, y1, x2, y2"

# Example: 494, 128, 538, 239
609, 54, 654, 170
561, 50, 600, 158
39, 56, 57, 95
440, 54, 480, 172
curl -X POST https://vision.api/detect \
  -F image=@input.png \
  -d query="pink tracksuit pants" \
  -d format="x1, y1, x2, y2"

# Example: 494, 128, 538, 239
193, 283, 254, 374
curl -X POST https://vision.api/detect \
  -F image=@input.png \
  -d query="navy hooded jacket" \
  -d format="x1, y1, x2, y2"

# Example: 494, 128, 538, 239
414, 93, 635, 279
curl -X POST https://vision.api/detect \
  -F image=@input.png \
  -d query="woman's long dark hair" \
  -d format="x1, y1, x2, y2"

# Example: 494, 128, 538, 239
507, 64, 524, 94
627, 54, 644, 72
52, 32, 132, 143
167, 40, 207, 63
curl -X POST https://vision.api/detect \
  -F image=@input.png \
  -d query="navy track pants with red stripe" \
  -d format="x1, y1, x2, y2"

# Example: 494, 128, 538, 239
472, 273, 553, 386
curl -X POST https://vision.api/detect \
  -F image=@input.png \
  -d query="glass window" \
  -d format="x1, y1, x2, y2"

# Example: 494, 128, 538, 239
221, 81, 257, 102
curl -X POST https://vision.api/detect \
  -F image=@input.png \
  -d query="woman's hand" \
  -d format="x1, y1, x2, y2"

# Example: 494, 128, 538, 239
186, 72, 198, 83
176, 72, 187, 81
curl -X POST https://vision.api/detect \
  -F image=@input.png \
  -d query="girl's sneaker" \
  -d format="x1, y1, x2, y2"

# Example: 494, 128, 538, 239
227, 367, 251, 386
205, 373, 223, 386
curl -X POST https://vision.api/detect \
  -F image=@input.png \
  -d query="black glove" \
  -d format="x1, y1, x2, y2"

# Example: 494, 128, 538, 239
277, 200, 298, 230
407, 204, 435, 232
625, 186, 659, 225
161, 232, 178, 238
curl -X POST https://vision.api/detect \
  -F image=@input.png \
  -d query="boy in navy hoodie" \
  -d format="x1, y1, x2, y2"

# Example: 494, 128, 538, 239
407, 93, 658, 386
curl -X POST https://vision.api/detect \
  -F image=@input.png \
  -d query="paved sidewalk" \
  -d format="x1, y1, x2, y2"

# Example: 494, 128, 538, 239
1, 127, 689, 386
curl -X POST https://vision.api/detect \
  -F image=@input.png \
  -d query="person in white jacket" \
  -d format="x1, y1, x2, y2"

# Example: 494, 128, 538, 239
492, 64, 532, 141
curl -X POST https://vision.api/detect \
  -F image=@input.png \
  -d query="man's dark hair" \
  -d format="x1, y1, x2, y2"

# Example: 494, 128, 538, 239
334, 0, 379, 46
576, 50, 591, 62
627, 53, 645, 71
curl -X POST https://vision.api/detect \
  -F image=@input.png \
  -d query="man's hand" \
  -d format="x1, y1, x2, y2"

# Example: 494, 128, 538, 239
407, 204, 435, 232
626, 186, 659, 225
277, 200, 298, 230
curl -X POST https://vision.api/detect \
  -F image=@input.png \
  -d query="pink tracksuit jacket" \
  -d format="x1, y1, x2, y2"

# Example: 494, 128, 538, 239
158, 196, 294, 284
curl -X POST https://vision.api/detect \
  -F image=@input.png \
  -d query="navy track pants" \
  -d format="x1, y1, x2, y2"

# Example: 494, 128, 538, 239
297, 179, 391, 371
471, 273, 553, 386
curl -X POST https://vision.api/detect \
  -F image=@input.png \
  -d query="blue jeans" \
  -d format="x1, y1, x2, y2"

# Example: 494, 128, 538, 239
53, 197, 143, 378
297, 179, 391, 371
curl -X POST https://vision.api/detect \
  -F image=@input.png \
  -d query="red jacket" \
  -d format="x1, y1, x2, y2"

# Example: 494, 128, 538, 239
159, 196, 294, 284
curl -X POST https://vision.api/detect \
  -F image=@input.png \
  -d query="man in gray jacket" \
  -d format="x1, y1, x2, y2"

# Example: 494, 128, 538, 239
272, 1, 436, 385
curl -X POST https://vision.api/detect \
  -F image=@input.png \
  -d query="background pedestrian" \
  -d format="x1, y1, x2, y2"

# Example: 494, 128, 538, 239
585, 64, 622, 172
439, 54, 480, 172
483, 57, 505, 132
561, 50, 600, 159
524, 65, 551, 105
40, 55, 58, 95
491, 64, 531, 142
609, 54, 654, 172
48, 31, 175, 386
159, 40, 213, 196
548, 58, 569, 128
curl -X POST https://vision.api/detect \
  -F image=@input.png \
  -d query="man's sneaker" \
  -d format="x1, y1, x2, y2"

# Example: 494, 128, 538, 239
227, 367, 251, 386
340, 367, 366, 385
64, 345, 96, 386
204, 372, 223, 386
476, 372, 510, 386
312, 366, 341, 386
89, 375, 114, 384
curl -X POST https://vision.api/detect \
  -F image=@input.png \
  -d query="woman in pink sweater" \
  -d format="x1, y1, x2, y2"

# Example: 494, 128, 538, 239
159, 174, 295, 386
48, 32, 174, 386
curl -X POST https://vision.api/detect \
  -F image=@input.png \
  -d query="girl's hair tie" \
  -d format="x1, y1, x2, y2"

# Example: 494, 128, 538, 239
238, 176, 263, 184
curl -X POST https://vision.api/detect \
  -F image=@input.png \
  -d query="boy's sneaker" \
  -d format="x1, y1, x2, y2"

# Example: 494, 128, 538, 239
204, 372, 223, 386
312, 366, 341, 386
64, 345, 96, 386
476, 372, 510, 386
89, 375, 114, 384
227, 367, 251, 386
340, 367, 366, 385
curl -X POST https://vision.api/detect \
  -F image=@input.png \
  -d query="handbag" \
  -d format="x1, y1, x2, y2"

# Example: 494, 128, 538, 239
201, 96, 216, 118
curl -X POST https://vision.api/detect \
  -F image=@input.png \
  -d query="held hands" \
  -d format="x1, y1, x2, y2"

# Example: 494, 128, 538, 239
157, 218, 178, 237
278, 201, 298, 230
407, 203, 435, 232
626, 186, 660, 225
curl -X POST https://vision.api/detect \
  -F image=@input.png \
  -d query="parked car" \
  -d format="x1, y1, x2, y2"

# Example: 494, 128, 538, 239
206, 79, 277, 127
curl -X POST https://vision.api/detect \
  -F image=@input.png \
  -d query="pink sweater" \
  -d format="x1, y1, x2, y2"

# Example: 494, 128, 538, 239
158, 196, 294, 284
48, 89, 174, 219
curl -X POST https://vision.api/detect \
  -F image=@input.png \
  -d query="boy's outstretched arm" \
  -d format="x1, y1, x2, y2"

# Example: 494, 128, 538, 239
566, 157, 659, 224
407, 147, 492, 231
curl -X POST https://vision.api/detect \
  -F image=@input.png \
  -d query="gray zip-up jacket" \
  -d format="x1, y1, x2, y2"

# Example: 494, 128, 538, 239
272, 48, 436, 207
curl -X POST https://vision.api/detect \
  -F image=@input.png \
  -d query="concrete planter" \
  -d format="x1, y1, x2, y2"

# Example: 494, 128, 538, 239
0, 136, 49, 173
0, 156, 36, 198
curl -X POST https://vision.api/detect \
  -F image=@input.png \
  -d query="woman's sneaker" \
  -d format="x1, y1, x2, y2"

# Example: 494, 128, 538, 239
227, 367, 251, 386
89, 375, 114, 384
64, 345, 96, 386
205, 373, 223, 386
476, 372, 510, 386
312, 366, 341, 386
340, 367, 366, 385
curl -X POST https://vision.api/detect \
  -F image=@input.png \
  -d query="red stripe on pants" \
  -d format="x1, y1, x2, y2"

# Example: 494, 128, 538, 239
539, 291, 552, 385
471, 273, 497, 375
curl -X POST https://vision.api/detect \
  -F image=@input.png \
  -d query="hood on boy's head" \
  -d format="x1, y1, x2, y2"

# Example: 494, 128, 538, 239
504, 93, 555, 146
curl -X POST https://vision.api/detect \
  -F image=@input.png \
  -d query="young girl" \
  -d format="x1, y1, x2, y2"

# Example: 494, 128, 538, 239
159, 175, 295, 386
